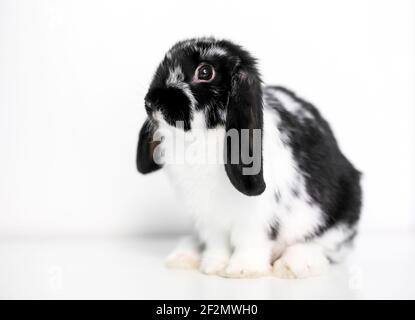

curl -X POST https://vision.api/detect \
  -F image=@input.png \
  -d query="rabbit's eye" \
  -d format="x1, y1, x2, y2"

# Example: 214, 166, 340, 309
194, 64, 215, 82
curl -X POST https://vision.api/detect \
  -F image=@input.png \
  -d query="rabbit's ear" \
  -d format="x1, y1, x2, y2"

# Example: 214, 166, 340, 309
136, 118, 163, 174
224, 66, 266, 196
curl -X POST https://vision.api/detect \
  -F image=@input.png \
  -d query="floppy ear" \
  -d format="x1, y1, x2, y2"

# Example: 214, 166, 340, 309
224, 66, 266, 196
136, 118, 163, 174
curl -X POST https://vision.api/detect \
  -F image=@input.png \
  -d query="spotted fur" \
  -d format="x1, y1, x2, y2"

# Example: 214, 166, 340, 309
137, 38, 362, 278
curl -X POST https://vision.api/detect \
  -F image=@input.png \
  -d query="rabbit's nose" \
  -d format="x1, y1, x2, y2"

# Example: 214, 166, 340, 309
145, 86, 191, 111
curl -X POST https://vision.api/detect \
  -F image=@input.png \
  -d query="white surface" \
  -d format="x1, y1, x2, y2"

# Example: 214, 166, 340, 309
1, 232, 414, 300
1, 0, 415, 236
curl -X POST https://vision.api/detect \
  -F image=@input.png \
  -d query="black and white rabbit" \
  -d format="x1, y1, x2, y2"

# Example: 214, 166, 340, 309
137, 38, 362, 278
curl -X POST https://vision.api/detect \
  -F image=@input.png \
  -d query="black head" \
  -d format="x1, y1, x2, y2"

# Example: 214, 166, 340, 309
142, 38, 266, 196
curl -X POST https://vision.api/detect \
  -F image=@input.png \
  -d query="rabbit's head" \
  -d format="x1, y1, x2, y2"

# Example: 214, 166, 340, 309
142, 38, 265, 196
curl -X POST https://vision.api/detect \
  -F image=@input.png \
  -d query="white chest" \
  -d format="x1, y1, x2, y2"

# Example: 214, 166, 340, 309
155, 108, 324, 242
160, 125, 255, 229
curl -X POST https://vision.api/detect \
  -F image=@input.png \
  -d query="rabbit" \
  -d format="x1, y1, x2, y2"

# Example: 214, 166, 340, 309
136, 37, 362, 278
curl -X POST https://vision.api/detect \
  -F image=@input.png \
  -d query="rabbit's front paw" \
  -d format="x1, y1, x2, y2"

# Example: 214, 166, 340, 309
273, 243, 329, 279
199, 254, 229, 275
166, 251, 200, 270
221, 255, 271, 278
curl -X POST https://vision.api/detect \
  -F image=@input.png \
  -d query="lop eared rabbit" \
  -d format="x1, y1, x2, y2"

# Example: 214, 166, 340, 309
137, 38, 362, 278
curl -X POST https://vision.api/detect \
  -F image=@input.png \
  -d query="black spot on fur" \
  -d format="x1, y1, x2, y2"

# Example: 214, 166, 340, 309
291, 187, 300, 198
336, 229, 357, 251
326, 229, 358, 263
274, 189, 281, 202
269, 221, 279, 240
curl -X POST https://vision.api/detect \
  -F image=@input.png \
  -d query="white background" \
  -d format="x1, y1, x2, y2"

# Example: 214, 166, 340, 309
1, 0, 414, 237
